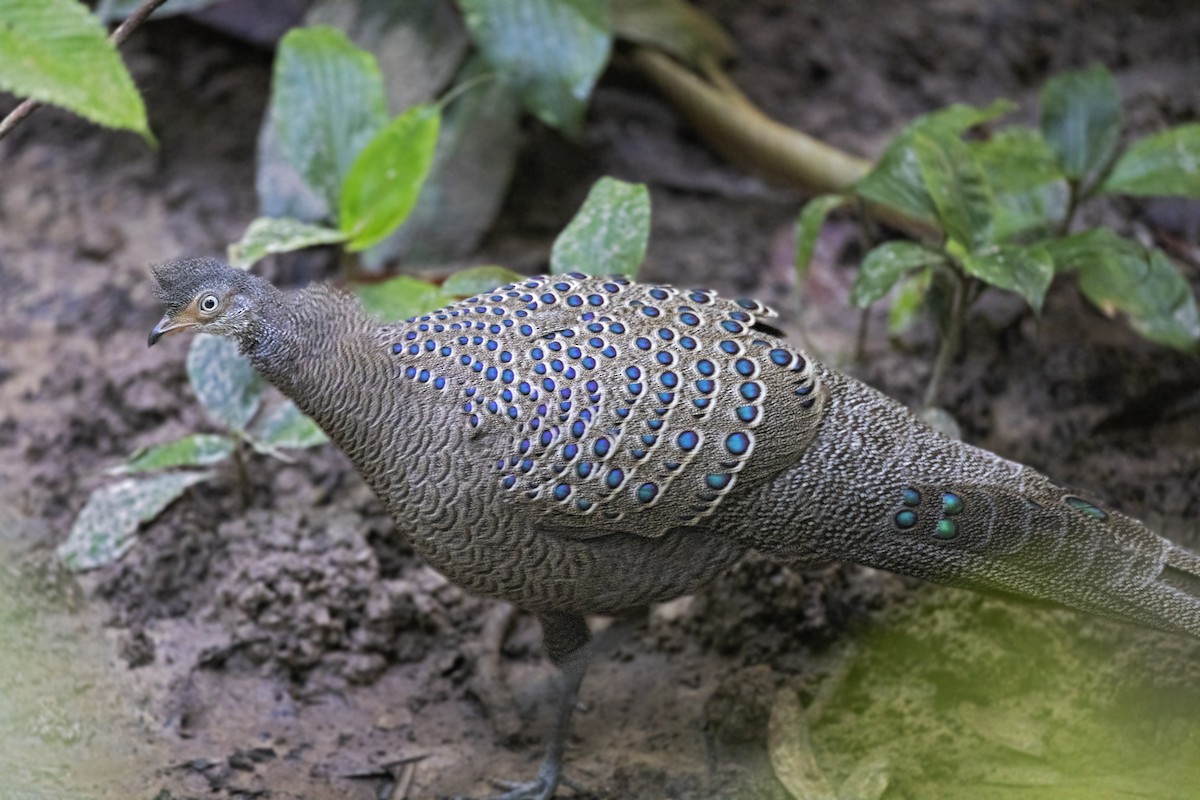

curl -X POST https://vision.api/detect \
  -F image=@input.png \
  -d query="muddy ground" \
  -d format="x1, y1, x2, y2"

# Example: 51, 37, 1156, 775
2, 1, 1200, 798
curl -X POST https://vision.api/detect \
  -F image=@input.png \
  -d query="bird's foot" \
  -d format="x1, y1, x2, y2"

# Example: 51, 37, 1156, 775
486, 767, 589, 800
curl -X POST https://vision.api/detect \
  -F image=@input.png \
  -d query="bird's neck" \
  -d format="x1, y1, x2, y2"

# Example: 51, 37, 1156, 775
244, 286, 400, 486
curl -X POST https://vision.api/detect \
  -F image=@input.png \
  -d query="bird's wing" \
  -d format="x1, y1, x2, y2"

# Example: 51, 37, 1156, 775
387, 274, 828, 536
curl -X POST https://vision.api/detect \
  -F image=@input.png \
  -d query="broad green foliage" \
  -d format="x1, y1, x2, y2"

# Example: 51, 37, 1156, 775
460, 0, 612, 133
961, 245, 1054, 314
551, 177, 651, 277
251, 402, 329, 453
1040, 65, 1120, 184
794, 194, 848, 278
366, 56, 522, 268
443, 266, 527, 297
1102, 124, 1200, 198
797, 64, 1200, 391
116, 434, 235, 475
228, 217, 346, 269
851, 242, 943, 309
855, 101, 1014, 227
340, 104, 441, 251
357, 275, 454, 322
271, 26, 389, 211
65, 333, 330, 571
1044, 230, 1200, 351
59, 472, 212, 571
0, 0, 151, 141
254, 23, 444, 266
912, 128, 994, 253
186, 334, 263, 432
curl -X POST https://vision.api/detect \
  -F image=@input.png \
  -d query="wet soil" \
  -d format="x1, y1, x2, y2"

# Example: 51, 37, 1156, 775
2, 1, 1199, 798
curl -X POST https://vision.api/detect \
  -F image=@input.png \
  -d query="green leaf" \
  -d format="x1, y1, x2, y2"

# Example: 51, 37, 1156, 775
1044, 230, 1200, 351
460, 0, 612, 133
443, 266, 527, 297
551, 177, 651, 278
227, 217, 347, 268
912, 128, 995, 252
250, 402, 328, 451
888, 267, 933, 337
307, 0, 469, 113
855, 100, 1014, 226
794, 194, 848, 278
973, 128, 1068, 239
973, 127, 1063, 193
0, 0, 152, 141
362, 56, 522, 269
612, 0, 734, 67
58, 472, 212, 571
340, 104, 442, 251
1102, 124, 1200, 198
271, 26, 389, 210
356, 276, 454, 322
186, 334, 263, 432
961, 244, 1055, 313
115, 434, 235, 475
852, 242, 944, 308
1040, 65, 1120, 182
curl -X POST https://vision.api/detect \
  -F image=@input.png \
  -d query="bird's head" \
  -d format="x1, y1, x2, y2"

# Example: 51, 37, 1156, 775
148, 258, 268, 347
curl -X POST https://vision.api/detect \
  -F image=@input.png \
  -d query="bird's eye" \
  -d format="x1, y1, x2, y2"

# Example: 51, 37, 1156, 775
198, 294, 220, 314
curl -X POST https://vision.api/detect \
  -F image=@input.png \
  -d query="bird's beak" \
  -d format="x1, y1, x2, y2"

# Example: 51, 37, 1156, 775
148, 314, 193, 347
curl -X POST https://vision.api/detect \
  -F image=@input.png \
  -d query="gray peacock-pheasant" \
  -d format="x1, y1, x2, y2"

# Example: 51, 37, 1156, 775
150, 257, 1200, 800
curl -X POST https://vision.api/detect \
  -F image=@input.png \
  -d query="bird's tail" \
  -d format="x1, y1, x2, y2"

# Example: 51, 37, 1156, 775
849, 474, 1200, 639
753, 368, 1200, 638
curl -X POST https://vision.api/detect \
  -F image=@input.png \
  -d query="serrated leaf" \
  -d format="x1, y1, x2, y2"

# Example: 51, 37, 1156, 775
115, 434, 235, 475
855, 100, 1014, 225
1102, 124, 1200, 198
271, 26, 389, 211
460, 0, 612, 133
888, 267, 933, 337
612, 0, 734, 67
551, 177, 651, 278
1040, 65, 1120, 182
356, 276, 454, 322
340, 104, 441, 251
794, 194, 848, 278
58, 472, 212, 571
0, 0, 152, 141
443, 266, 527, 297
961, 244, 1054, 313
251, 402, 328, 451
186, 334, 263, 432
912, 128, 995, 252
852, 242, 944, 308
1044, 229, 1200, 351
362, 56, 522, 269
228, 217, 346, 268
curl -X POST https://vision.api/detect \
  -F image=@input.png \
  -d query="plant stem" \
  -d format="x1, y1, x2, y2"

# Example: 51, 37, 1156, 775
1056, 179, 1081, 237
629, 47, 939, 240
922, 270, 970, 409
0, 0, 170, 143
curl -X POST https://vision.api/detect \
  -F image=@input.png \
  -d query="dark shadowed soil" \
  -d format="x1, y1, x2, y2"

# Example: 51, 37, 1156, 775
2, 1, 1199, 798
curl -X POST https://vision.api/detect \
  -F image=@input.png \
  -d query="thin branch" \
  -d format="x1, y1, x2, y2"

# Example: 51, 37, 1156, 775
0, 0, 170, 143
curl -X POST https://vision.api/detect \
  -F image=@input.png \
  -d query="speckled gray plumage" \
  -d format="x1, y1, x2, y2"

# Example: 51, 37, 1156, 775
151, 258, 1200, 797
150, 258, 1200, 633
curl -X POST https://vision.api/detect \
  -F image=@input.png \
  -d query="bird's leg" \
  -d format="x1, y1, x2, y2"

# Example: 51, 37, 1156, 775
489, 611, 591, 800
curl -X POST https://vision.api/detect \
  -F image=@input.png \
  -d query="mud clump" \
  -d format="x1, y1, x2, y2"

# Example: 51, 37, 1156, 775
210, 507, 475, 683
